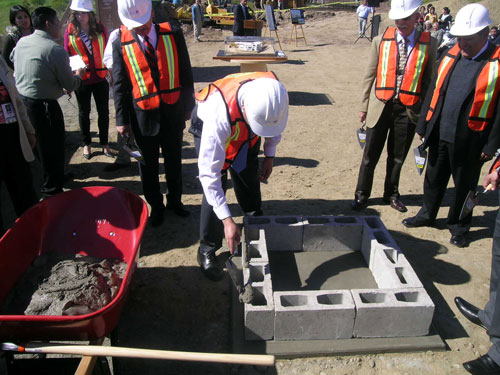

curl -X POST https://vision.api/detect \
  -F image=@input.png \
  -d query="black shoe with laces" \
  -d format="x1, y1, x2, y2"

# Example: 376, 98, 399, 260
197, 251, 224, 281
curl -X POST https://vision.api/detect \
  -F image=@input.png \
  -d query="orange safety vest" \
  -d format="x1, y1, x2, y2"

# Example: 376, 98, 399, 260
375, 27, 431, 106
67, 23, 107, 80
121, 23, 180, 110
195, 71, 277, 171
425, 44, 500, 131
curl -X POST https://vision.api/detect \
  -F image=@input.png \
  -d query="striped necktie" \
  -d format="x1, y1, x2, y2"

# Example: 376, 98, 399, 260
395, 37, 408, 101
144, 35, 157, 69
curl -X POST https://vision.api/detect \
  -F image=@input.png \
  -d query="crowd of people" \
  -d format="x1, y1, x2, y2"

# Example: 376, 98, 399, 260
1, 0, 500, 373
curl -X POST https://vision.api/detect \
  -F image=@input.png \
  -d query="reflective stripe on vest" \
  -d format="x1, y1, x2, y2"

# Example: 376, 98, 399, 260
375, 27, 431, 106
196, 71, 277, 171
67, 23, 107, 80
120, 23, 180, 110
425, 44, 500, 131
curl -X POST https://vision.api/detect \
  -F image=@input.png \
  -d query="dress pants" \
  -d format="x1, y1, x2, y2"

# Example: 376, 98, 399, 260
355, 101, 416, 202
132, 109, 184, 210
21, 97, 65, 196
0, 123, 38, 233
478, 190, 500, 366
74, 79, 110, 146
414, 138, 483, 235
194, 135, 262, 255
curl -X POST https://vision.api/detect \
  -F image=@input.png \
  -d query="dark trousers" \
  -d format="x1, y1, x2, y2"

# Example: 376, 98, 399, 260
74, 79, 109, 146
194, 135, 262, 255
355, 101, 416, 201
479, 190, 500, 365
414, 138, 483, 235
0, 123, 38, 233
21, 97, 65, 196
133, 116, 184, 210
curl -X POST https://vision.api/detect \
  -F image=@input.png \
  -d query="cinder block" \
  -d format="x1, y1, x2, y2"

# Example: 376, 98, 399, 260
244, 217, 273, 241
303, 217, 363, 251
352, 288, 434, 338
244, 216, 304, 252
244, 277, 274, 340
274, 290, 355, 340
371, 248, 423, 289
243, 229, 269, 266
243, 262, 271, 285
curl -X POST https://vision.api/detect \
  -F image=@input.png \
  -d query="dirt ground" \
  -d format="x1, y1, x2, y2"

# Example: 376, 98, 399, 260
4, 1, 500, 373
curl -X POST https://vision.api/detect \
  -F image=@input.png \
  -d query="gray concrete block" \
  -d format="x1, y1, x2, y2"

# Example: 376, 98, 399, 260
274, 290, 355, 340
243, 229, 269, 266
244, 277, 275, 340
352, 288, 434, 338
371, 247, 423, 289
244, 216, 304, 252
303, 216, 363, 251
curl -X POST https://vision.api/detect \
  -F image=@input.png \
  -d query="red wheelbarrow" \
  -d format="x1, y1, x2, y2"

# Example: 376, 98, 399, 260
0, 186, 148, 343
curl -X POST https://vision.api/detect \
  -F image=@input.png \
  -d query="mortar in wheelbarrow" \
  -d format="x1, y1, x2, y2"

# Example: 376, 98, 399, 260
0, 187, 148, 341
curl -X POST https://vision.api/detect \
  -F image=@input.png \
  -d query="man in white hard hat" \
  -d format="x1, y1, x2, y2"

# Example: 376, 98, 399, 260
352, 0, 437, 213
112, 0, 195, 226
403, 4, 500, 249
191, 72, 288, 281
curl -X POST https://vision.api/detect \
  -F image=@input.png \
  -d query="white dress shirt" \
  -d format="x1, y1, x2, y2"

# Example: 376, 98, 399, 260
197, 90, 281, 220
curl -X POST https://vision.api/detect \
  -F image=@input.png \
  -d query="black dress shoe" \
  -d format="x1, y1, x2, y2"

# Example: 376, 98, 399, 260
197, 251, 224, 281
454, 297, 487, 330
103, 163, 130, 172
450, 234, 467, 248
83, 152, 92, 160
388, 198, 407, 212
149, 205, 165, 227
402, 216, 434, 228
463, 354, 500, 375
167, 203, 190, 217
351, 198, 367, 211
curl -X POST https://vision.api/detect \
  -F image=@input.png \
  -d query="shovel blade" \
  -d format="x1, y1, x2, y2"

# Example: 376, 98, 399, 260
414, 146, 427, 175
459, 190, 479, 221
356, 127, 366, 149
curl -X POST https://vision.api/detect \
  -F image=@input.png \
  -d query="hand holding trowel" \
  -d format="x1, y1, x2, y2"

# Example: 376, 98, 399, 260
356, 121, 367, 149
413, 141, 427, 176
459, 184, 493, 221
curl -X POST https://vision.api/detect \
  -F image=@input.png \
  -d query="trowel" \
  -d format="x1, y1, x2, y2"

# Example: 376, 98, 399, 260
413, 143, 427, 175
225, 256, 254, 304
459, 184, 493, 221
122, 136, 143, 161
356, 122, 367, 149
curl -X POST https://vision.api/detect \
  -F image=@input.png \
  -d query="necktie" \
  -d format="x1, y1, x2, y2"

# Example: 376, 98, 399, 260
395, 37, 408, 100
144, 35, 157, 69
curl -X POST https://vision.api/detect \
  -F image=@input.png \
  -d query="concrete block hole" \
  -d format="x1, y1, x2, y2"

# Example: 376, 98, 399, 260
317, 293, 344, 305
249, 265, 265, 282
247, 243, 262, 260
252, 286, 268, 306
280, 295, 308, 307
334, 217, 357, 224
364, 217, 381, 228
276, 217, 300, 224
395, 267, 408, 284
384, 249, 397, 264
359, 293, 386, 304
307, 217, 330, 224
395, 291, 420, 303
247, 217, 271, 225
374, 230, 390, 245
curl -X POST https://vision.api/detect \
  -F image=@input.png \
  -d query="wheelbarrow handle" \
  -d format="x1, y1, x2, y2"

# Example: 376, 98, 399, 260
2, 342, 275, 367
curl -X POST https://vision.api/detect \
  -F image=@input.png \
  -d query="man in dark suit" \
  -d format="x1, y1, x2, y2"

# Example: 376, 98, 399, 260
233, 0, 253, 36
403, 3, 500, 248
352, 0, 437, 213
112, 0, 195, 226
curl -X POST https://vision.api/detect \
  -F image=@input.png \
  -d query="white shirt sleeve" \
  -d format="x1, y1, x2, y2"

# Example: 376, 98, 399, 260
103, 28, 120, 69
198, 92, 233, 220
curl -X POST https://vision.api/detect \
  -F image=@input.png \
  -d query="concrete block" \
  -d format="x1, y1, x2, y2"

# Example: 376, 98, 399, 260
274, 290, 355, 340
303, 216, 363, 251
352, 288, 434, 338
243, 229, 269, 266
371, 248, 423, 289
244, 216, 304, 252
243, 261, 271, 285
244, 277, 274, 340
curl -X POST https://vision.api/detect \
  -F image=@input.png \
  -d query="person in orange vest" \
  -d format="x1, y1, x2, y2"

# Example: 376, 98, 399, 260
352, 0, 437, 213
64, 0, 112, 160
455, 154, 500, 374
403, 4, 500, 249
112, 0, 195, 226
191, 72, 288, 281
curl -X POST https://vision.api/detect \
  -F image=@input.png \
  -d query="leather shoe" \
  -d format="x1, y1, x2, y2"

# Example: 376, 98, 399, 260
167, 203, 190, 217
450, 234, 467, 248
351, 198, 367, 211
388, 198, 407, 213
197, 251, 224, 281
463, 354, 500, 375
103, 163, 130, 172
149, 205, 165, 227
455, 297, 487, 330
402, 216, 434, 228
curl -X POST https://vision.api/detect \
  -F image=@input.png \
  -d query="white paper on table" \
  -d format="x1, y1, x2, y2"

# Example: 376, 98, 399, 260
69, 55, 87, 71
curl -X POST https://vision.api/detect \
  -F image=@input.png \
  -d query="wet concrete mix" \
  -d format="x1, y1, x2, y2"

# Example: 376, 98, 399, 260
1, 253, 127, 316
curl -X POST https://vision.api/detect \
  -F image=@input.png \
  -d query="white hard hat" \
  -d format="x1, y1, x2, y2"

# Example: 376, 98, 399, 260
450, 3, 492, 37
118, 0, 152, 29
70, 0, 94, 12
240, 78, 288, 138
389, 0, 421, 20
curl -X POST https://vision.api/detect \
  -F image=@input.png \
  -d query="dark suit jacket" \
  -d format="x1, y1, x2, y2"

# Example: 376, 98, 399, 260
232, 4, 253, 36
417, 42, 500, 157
112, 22, 195, 137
